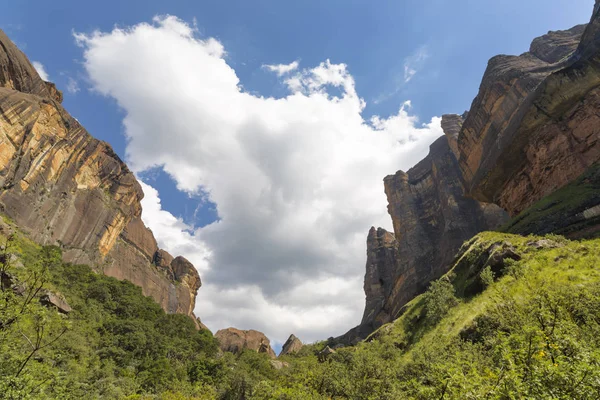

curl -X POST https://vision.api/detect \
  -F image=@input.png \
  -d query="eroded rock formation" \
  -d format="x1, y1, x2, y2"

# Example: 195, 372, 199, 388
338, 137, 508, 344
215, 328, 276, 359
0, 30, 201, 321
279, 334, 303, 356
341, 2, 600, 345
456, 16, 600, 215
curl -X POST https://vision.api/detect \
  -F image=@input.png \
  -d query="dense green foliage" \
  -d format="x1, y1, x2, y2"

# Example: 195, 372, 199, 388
0, 229, 274, 399
2, 216, 600, 399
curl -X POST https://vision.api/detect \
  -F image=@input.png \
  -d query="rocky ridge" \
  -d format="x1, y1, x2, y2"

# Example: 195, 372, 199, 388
338, 137, 508, 344
0, 30, 202, 322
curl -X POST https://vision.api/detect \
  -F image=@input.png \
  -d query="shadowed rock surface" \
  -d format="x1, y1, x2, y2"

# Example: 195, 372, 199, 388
0, 29, 201, 322
215, 328, 276, 359
338, 4, 600, 346
456, 16, 600, 216
337, 137, 508, 345
40, 290, 72, 314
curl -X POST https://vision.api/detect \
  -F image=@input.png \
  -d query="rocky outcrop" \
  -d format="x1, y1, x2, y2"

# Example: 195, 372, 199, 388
279, 334, 303, 356
40, 290, 72, 314
440, 112, 466, 159
337, 137, 508, 345
456, 15, 600, 216
338, 3, 600, 347
215, 328, 276, 359
0, 30, 201, 321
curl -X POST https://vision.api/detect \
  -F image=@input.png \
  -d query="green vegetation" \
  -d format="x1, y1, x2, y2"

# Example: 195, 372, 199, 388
0, 227, 276, 399
3, 215, 600, 398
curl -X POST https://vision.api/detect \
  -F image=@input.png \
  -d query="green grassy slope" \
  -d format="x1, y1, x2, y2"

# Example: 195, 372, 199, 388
260, 232, 600, 399
2, 218, 600, 399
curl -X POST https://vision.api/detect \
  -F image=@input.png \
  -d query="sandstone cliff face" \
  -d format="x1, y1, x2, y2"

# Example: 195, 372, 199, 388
215, 328, 276, 358
0, 30, 201, 320
456, 17, 600, 216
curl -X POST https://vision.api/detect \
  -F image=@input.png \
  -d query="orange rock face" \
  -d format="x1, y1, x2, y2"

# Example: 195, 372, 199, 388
0, 29, 202, 322
215, 328, 276, 358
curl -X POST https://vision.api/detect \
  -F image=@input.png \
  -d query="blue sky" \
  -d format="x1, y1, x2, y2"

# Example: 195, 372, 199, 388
1, 0, 592, 228
1, 0, 595, 345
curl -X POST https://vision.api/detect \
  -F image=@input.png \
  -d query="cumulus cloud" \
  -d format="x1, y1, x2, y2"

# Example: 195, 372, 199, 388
75, 15, 443, 344
263, 60, 299, 76
32, 61, 49, 81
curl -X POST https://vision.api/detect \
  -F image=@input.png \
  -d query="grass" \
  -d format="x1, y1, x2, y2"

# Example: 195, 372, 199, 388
371, 231, 600, 359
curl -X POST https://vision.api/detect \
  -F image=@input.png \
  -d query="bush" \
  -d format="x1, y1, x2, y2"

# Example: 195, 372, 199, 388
480, 266, 495, 287
423, 278, 459, 324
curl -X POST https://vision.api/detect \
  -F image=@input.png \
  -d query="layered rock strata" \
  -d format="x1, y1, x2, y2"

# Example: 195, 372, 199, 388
342, 3, 600, 345
339, 137, 508, 344
456, 18, 600, 215
0, 30, 201, 320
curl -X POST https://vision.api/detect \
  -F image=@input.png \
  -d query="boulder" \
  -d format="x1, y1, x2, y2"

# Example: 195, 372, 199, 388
279, 334, 303, 356
215, 328, 276, 359
40, 291, 72, 314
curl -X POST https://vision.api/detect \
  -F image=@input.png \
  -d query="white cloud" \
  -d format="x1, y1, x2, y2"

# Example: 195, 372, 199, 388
66, 77, 80, 94
403, 46, 429, 83
263, 60, 299, 76
373, 46, 430, 105
75, 16, 443, 344
32, 61, 49, 81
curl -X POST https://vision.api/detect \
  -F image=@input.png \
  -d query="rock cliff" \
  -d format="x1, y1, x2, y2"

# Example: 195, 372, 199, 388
215, 328, 276, 358
0, 30, 201, 321
341, 3, 600, 345
456, 16, 600, 216
338, 137, 508, 344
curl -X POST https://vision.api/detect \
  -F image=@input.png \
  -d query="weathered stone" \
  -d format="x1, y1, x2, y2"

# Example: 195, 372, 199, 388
121, 217, 158, 262
154, 249, 174, 271
279, 334, 303, 356
0, 30, 54, 99
40, 291, 72, 314
318, 346, 336, 362
215, 328, 276, 359
529, 25, 587, 63
440, 114, 464, 159
0, 29, 201, 323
